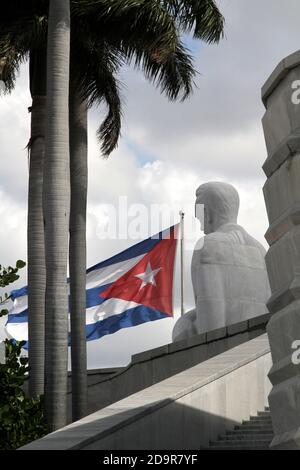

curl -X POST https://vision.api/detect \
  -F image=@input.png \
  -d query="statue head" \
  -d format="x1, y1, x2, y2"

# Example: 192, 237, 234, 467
195, 182, 240, 234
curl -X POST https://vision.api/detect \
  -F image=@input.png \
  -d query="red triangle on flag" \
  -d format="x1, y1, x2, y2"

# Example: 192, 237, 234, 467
100, 227, 178, 315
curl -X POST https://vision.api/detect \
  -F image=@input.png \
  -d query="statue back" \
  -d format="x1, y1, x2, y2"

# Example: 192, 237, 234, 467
191, 223, 270, 333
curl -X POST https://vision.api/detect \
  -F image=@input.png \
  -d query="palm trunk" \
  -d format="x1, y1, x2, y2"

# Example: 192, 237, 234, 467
27, 48, 47, 399
69, 81, 88, 421
43, 0, 71, 431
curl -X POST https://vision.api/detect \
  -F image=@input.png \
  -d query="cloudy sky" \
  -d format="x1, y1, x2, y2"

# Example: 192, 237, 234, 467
0, 0, 299, 368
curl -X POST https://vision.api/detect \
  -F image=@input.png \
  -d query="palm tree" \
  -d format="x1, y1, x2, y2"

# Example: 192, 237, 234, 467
43, 0, 71, 431
0, 0, 224, 426
69, 80, 88, 421
28, 45, 47, 398
0, 2, 48, 399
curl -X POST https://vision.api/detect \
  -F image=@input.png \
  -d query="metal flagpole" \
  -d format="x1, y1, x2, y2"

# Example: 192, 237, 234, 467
179, 210, 185, 317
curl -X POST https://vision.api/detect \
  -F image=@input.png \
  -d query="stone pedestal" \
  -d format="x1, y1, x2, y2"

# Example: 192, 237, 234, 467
262, 50, 300, 449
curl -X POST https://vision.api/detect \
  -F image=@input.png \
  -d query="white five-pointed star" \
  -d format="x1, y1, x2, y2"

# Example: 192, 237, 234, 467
135, 262, 161, 290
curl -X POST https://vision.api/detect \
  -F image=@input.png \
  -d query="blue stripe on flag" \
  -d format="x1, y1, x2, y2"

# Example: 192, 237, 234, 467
11, 286, 28, 301
7, 309, 28, 323
85, 305, 169, 341
85, 284, 111, 308
7, 284, 113, 325
19, 305, 170, 350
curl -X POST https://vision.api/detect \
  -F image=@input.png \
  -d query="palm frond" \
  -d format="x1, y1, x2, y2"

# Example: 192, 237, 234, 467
75, 0, 197, 103
0, 0, 223, 151
0, 40, 27, 93
123, 40, 196, 101
162, 0, 224, 42
0, 7, 48, 93
72, 39, 122, 156
97, 74, 122, 156
73, 0, 179, 55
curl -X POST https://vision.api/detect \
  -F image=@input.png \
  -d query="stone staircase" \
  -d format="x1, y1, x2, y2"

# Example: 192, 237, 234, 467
206, 407, 273, 450
21, 336, 272, 450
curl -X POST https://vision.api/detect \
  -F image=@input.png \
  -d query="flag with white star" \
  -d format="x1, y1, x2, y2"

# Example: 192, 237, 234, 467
6, 225, 179, 347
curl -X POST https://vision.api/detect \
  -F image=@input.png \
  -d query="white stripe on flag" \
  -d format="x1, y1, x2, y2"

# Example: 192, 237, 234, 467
85, 298, 142, 325
6, 322, 28, 342
86, 255, 144, 289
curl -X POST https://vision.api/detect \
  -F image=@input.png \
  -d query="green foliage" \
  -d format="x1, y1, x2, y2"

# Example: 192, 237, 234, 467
0, 259, 47, 449
0, 260, 25, 288
0, 260, 26, 316
0, 340, 48, 450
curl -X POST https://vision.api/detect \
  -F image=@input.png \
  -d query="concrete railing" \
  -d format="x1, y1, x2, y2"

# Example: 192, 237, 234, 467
23, 365, 124, 397
67, 367, 123, 391
21, 334, 271, 450
67, 313, 271, 420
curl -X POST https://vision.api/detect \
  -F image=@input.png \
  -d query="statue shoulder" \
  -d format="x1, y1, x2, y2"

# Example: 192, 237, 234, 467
192, 227, 267, 267
199, 233, 232, 265
202, 231, 232, 250
200, 228, 267, 267
231, 225, 267, 257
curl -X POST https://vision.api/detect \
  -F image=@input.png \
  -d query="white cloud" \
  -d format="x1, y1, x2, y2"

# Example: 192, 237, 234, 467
0, 189, 27, 269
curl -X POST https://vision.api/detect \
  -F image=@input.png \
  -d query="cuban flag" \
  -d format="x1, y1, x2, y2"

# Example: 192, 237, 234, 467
5, 225, 178, 348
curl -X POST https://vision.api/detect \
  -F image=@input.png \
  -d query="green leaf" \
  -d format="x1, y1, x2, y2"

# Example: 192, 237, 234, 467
16, 260, 26, 269
0, 337, 47, 449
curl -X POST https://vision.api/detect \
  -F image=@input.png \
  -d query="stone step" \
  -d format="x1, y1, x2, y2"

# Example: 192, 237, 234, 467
235, 425, 273, 432
205, 409, 272, 450
257, 411, 271, 417
250, 411, 271, 421
242, 422, 272, 428
250, 415, 272, 420
208, 445, 270, 450
227, 429, 273, 435
210, 440, 271, 447
220, 434, 273, 441
237, 420, 273, 427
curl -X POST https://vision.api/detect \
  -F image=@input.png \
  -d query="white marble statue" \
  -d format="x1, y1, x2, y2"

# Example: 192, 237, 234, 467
172, 182, 271, 342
